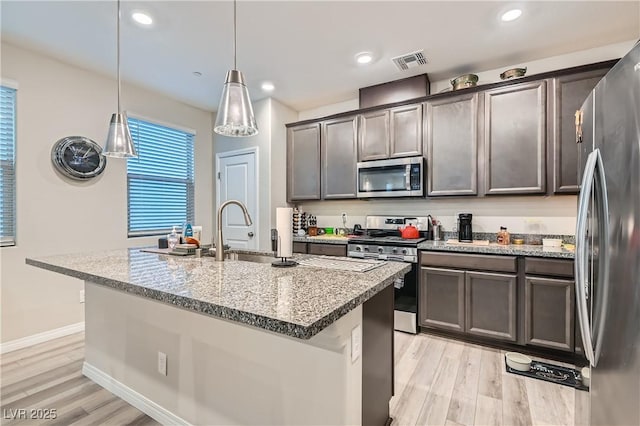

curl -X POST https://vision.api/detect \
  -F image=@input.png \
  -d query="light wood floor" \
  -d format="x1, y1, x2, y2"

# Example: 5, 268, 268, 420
390, 331, 576, 426
0, 332, 158, 426
0, 331, 575, 426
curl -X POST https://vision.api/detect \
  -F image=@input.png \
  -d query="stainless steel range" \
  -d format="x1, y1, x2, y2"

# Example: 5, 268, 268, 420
348, 216, 431, 334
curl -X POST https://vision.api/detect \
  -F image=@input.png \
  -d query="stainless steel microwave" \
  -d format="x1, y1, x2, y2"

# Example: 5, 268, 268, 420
356, 157, 424, 198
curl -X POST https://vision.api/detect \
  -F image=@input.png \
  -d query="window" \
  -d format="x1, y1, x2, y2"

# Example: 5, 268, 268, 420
127, 117, 195, 237
0, 85, 16, 247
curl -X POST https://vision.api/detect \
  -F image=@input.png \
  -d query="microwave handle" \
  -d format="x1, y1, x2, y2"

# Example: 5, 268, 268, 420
406, 165, 411, 189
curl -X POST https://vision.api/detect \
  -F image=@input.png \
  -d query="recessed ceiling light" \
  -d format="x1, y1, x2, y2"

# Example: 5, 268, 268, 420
355, 52, 373, 65
261, 82, 275, 92
132, 11, 153, 26
193, 71, 202, 77
501, 9, 522, 22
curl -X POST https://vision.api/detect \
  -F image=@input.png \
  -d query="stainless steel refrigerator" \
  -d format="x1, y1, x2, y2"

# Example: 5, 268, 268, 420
574, 41, 640, 426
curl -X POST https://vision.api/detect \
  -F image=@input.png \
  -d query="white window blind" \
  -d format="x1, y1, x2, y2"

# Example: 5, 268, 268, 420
0, 85, 16, 247
127, 117, 195, 237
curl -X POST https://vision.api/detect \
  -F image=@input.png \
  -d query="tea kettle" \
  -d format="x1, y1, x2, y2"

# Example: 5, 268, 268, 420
398, 224, 420, 239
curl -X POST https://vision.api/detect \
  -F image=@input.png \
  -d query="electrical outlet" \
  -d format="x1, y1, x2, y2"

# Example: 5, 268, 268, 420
351, 325, 362, 363
157, 352, 167, 376
341, 212, 348, 224
79, 290, 85, 304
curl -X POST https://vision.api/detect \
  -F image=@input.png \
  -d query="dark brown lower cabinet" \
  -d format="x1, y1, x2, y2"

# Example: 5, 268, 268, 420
465, 271, 517, 342
362, 284, 394, 426
307, 243, 347, 257
525, 276, 575, 351
419, 267, 465, 332
293, 242, 308, 253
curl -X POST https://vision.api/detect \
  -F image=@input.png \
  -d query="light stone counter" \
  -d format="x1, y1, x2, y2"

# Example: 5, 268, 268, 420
26, 248, 409, 339
418, 240, 575, 259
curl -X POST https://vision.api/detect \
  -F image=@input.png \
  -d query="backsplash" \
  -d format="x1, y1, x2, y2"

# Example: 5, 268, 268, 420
294, 196, 577, 236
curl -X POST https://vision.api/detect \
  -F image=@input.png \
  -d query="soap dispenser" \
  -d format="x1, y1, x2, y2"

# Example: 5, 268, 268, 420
168, 226, 180, 249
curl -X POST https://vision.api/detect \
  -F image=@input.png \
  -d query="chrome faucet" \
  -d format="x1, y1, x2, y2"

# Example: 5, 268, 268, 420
215, 200, 253, 261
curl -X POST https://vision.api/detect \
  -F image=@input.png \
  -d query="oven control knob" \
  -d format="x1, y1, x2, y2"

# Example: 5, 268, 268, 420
356, 246, 361, 251
377, 247, 384, 253
392, 248, 398, 253
402, 249, 407, 254
364, 247, 369, 252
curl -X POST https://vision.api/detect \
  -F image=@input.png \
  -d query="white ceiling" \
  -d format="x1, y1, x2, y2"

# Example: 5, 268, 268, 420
2, 1, 639, 112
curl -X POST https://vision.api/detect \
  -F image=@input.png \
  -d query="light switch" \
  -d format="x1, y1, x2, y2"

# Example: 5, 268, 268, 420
158, 352, 167, 376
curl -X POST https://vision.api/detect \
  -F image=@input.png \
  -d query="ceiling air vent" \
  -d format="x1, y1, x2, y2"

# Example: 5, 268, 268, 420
391, 50, 427, 71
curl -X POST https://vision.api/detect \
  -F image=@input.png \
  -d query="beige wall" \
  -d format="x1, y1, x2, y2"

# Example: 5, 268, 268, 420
0, 43, 214, 343
85, 282, 362, 425
213, 98, 296, 251
295, 40, 638, 235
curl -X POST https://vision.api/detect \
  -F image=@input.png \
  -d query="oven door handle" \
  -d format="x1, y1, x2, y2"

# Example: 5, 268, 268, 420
405, 165, 411, 190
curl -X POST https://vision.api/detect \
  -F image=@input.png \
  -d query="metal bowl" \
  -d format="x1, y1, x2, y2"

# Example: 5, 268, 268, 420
451, 74, 479, 91
500, 67, 527, 80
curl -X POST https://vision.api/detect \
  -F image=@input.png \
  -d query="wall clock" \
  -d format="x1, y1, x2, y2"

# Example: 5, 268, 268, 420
51, 136, 107, 180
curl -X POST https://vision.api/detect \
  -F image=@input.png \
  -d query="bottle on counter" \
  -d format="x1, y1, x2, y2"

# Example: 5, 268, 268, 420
497, 226, 510, 245
168, 226, 180, 249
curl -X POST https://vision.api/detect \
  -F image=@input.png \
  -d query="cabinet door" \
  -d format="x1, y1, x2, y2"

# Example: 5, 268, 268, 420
465, 271, 517, 342
359, 110, 390, 161
425, 94, 479, 195
322, 116, 358, 199
525, 276, 575, 351
484, 81, 547, 194
287, 123, 321, 201
390, 104, 423, 158
551, 69, 608, 194
419, 267, 465, 332
307, 243, 347, 257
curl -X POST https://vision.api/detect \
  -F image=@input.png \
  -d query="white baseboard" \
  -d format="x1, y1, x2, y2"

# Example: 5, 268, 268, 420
0, 322, 85, 354
82, 362, 191, 426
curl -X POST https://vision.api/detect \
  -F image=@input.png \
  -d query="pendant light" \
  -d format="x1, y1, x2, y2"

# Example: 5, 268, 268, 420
214, 0, 258, 137
103, 0, 137, 158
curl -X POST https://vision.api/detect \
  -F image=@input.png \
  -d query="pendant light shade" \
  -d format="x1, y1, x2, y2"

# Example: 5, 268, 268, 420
214, 70, 258, 137
103, 0, 137, 158
213, 0, 258, 137
104, 112, 136, 158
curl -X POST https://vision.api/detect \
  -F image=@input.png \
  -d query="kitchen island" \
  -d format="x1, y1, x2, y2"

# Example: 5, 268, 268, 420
27, 249, 410, 426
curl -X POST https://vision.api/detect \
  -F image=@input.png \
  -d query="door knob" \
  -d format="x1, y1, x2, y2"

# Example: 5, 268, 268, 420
248, 232, 254, 237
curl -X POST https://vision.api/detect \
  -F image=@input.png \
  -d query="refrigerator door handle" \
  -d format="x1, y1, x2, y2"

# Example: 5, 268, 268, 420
575, 149, 598, 366
592, 149, 610, 367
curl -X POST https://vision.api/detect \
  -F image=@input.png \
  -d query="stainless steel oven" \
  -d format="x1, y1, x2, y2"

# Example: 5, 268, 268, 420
356, 157, 424, 198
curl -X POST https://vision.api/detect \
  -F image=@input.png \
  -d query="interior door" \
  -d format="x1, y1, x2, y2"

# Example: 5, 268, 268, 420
217, 150, 257, 249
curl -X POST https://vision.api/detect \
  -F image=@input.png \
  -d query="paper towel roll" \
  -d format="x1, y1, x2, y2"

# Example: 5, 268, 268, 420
276, 207, 293, 258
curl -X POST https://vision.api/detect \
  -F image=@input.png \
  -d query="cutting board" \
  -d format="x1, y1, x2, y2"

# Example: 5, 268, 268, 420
445, 239, 491, 246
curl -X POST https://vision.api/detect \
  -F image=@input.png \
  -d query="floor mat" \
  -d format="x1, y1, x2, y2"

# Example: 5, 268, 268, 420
505, 357, 589, 391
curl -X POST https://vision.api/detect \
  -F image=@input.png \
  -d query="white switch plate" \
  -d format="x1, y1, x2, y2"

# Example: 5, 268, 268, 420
79, 290, 85, 304
158, 352, 167, 376
351, 325, 362, 363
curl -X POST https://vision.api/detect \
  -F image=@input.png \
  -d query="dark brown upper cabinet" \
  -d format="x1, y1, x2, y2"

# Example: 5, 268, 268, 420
550, 69, 609, 194
322, 116, 358, 199
425, 93, 479, 196
484, 80, 547, 195
359, 110, 390, 161
390, 104, 423, 158
287, 123, 321, 201
358, 105, 422, 161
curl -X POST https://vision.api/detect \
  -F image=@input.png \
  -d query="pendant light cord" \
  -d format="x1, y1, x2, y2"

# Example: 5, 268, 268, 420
117, 0, 122, 113
233, 0, 237, 70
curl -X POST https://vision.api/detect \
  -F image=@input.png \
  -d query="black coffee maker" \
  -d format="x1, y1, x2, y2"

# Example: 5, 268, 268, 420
458, 213, 473, 242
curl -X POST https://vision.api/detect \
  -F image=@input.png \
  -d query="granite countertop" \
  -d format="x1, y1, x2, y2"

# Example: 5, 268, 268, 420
293, 235, 349, 245
418, 241, 575, 259
26, 248, 410, 339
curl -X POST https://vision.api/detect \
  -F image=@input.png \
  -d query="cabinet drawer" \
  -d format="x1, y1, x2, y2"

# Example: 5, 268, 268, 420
525, 258, 574, 278
421, 252, 517, 273
293, 242, 308, 254
308, 243, 347, 257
